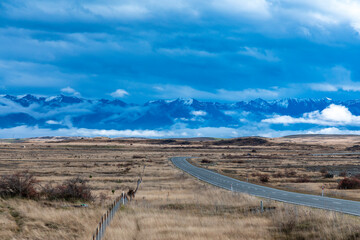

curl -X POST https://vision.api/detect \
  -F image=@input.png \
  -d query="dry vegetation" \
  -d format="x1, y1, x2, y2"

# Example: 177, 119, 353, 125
0, 136, 360, 239
191, 135, 360, 200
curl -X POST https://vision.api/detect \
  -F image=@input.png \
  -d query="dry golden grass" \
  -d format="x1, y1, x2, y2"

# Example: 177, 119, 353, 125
188, 136, 360, 200
0, 137, 360, 239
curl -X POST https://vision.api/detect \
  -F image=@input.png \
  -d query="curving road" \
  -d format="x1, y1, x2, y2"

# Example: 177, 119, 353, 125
171, 157, 360, 216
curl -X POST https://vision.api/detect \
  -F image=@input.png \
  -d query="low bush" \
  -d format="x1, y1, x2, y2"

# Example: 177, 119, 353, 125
338, 177, 360, 189
319, 168, 328, 174
0, 171, 38, 199
324, 173, 334, 178
201, 159, 212, 164
272, 172, 284, 178
294, 177, 310, 183
259, 174, 270, 183
339, 171, 347, 177
285, 170, 297, 177
43, 177, 93, 201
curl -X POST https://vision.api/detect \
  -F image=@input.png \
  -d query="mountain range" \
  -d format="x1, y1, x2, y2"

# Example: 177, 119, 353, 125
0, 94, 358, 132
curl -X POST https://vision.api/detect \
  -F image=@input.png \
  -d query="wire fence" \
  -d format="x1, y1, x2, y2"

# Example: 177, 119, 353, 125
92, 192, 128, 240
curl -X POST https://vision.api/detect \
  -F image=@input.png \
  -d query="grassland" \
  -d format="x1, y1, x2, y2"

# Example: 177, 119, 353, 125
0, 136, 360, 239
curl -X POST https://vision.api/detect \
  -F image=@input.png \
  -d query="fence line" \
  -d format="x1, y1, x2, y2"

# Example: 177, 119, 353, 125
92, 192, 128, 240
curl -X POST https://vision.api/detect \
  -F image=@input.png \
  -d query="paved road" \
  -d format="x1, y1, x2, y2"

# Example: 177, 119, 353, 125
171, 156, 360, 216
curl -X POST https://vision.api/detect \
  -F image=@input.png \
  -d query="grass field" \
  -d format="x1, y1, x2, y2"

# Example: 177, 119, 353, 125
1, 136, 360, 239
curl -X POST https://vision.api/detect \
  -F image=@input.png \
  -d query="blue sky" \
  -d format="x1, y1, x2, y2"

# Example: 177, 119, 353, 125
1, 0, 360, 103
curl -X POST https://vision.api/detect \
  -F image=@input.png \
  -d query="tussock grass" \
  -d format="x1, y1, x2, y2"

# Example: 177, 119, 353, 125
1, 138, 360, 239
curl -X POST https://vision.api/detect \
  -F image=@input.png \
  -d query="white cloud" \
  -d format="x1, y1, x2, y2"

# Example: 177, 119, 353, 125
0, 125, 280, 138
4, 0, 360, 35
238, 47, 280, 62
46, 120, 62, 125
61, 87, 80, 96
2, 124, 360, 139
308, 66, 360, 92
157, 48, 215, 57
306, 127, 360, 135
110, 89, 129, 98
191, 110, 207, 116
309, 83, 338, 92
83, 3, 149, 20
263, 104, 360, 126
309, 82, 360, 92
212, 0, 271, 18
278, 0, 360, 34
153, 84, 281, 101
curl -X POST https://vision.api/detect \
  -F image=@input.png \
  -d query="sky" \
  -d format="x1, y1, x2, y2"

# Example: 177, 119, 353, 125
1, 0, 360, 103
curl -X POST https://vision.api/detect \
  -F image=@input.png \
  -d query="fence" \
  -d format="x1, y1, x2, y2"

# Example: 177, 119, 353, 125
92, 192, 128, 240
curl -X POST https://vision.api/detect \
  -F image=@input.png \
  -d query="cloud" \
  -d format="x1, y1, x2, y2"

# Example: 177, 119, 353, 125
0, 125, 293, 138
61, 87, 80, 96
46, 120, 62, 125
308, 66, 360, 92
191, 110, 207, 116
2, 0, 360, 102
238, 47, 280, 62
3, 124, 360, 139
83, 3, 149, 20
110, 89, 129, 98
211, 0, 271, 18
157, 48, 215, 57
263, 104, 360, 126
153, 85, 281, 101
309, 83, 339, 92
303, 0, 360, 33
309, 82, 360, 92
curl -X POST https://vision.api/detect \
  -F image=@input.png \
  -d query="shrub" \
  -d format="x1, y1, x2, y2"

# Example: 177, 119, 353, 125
231, 160, 245, 164
285, 170, 297, 177
201, 159, 212, 164
272, 172, 284, 178
0, 171, 38, 199
324, 173, 334, 178
338, 177, 360, 189
320, 167, 328, 174
259, 174, 270, 183
294, 177, 310, 183
339, 171, 347, 177
354, 174, 360, 179
44, 177, 92, 201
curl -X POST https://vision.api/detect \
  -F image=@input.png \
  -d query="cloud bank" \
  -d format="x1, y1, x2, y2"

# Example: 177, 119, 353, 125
263, 104, 360, 126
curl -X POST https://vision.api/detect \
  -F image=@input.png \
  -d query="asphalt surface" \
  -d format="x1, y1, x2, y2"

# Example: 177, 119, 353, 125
171, 156, 360, 216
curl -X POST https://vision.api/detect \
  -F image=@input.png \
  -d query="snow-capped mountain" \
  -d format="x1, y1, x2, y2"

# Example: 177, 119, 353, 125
0, 94, 358, 131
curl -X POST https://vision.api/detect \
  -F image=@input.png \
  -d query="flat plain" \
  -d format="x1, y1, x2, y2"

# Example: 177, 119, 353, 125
1, 136, 360, 239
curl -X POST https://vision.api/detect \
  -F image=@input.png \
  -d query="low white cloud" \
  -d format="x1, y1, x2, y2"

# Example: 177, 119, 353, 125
0, 125, 285, 138
310, 82, 360, 92
61, 87, 80, 96
110, 89, 129, 98
309, 83, 339, 92
263, 104, 360, 126
153, 84, 281, 101
2, 124, 360, 139
191, 110, 207, 116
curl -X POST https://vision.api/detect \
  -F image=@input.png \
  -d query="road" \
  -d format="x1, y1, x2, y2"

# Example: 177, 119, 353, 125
171, 156, 360, 216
